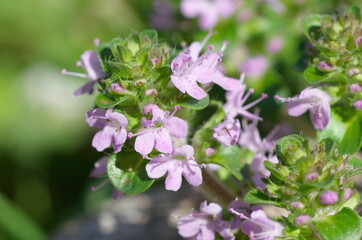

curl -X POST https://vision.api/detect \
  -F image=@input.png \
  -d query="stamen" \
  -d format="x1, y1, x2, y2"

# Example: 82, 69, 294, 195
90, 179, 109, 191
243, 93, 268, 110
239, 73, 246, 84
167, 105, 181, 119
239, 88, 254, 106
199, 31, 214, 51
220, 40, 229, 52
61, 69, 88, 78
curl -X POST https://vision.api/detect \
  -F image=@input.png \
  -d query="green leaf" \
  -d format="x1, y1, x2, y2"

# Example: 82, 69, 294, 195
301, 15, 322, 41
179, 95, 209, 110
148, 65, 171, 87
303, 67, 346, 84
313, 208, 362, 240
105, 61, 133, 79
95, 94, 120, 108
244, 189, 282, 207
276, 135, 307, 166
210, 145, 244, 181
140, 29, 158, 43
0, 193, 45, 240
318, 111, 362, 155
107, 154, 154, 195
346, 156, 362, 177
346, 6, 361, 21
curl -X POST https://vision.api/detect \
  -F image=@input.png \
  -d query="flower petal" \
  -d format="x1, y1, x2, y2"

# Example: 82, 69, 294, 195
135, 132, 155, 156
74, 80, 97, 96
165, 117, 188, 138
171, 75, 186, 93
92, 130, 112, 152
174, 145, 194, 159
184, 76, 207, 100
81, 50, 106, 80
112, 128, 127, 153
146, 158, 169, 178
182, 160, 202, 187
155, 128, 173, 153
165, 162, 183, 191
86, 108, 107, 128
310, 101, 330, 129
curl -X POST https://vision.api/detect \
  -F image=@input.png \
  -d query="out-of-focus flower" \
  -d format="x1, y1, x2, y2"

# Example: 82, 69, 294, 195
241, 210, 284, 240
354, 99, 362, 110
86, 108, 128, 153
228, 200, 262, 229
180, 0, 235, 30
241, 56, 268, 77
213, 116, 241, 147
62, 50, 106, 96
349, 83, 362, 93
150, 0, 176, 30
178, 201, 234, 240
275, 87, 331, 129
146, 145, 202, 191
261, 0, 285, 13
132, 106, 187, 156
267, 37, 284, 54
90, 156, 124, 200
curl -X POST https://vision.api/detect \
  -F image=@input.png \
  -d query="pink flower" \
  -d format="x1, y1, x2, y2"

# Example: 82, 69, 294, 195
350, 83, 362, 93
171, 34, 240, 99
133, 106, 188, 156
224, 75, 268, 121
241, 56, 268, 77
240, 210, 284, 240
180, 0, 235, 30
213, 116, 241, 147
178, 201, 234, 240
62, 50, 106, 96
275, 87, 331, 129
146, 145, 202, 191
267, 37, 283, 54
354, 99, 362, 110
86, 108, 128, 153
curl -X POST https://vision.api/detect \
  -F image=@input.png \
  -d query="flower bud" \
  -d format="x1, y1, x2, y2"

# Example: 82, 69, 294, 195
291, 201, 304, 209
320, 190, 338, 205
205, 147, 215, 156
343, 188, 353, 201
306, 172, 318, 181
295, 215, 311, 226
110, 83, 125, 94
143, 103, 159, 114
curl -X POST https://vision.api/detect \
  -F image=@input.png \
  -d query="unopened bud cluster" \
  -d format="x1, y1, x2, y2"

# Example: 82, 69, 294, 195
261, 135, 357, 231
305, 7, 362, 110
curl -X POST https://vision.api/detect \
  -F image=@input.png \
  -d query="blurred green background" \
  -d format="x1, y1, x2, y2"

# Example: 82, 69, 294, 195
0, 0, 359, 239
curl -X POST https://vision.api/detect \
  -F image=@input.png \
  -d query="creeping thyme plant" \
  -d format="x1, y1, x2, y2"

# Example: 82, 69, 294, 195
63, 3, 362, 240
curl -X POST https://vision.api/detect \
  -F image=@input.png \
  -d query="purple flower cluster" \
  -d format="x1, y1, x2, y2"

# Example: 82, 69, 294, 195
178, 200, 284, 240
